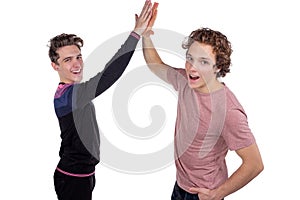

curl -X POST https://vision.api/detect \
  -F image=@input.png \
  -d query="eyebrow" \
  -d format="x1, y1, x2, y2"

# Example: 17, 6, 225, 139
186, 53, 211, 61
61, 53, 82, 62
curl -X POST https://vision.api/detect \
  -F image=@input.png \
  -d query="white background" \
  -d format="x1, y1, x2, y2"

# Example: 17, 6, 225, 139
1, 0, 299, 199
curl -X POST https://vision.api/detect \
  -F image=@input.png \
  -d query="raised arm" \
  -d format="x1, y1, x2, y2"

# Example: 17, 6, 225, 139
92, 0, 152, 96
73, 1, 153, 108
142, 5, 173, 82
142, 36, 172, 82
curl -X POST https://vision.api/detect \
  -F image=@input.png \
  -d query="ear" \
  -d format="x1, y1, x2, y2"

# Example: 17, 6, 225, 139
214, 69, 220, 74
51, 62, 59, 71
213, 65, 220, 73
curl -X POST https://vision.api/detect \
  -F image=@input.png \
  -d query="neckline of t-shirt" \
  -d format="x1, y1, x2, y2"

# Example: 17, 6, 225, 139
194, 83, 227, 96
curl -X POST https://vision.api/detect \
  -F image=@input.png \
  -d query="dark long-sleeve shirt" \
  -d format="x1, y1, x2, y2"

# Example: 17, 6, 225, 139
53, 32, 140, 176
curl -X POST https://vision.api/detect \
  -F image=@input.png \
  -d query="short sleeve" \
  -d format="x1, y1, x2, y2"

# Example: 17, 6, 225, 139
167, 67, 187, 91
223, 108, 256, 151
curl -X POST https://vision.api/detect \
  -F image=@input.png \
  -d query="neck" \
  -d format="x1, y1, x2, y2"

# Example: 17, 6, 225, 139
196, 80, 224, 93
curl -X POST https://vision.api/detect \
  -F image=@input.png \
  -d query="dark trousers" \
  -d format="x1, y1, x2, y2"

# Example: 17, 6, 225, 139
171, 182, 199, 200
54, 170, 96, 200
171, 182, 224, 200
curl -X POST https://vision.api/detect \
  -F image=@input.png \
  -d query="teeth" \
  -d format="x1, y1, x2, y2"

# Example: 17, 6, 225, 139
189, 74, 200, 80
72, 69, 81, 73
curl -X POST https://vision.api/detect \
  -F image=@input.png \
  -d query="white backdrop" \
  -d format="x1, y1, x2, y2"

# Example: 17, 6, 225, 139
1, 0, 299, 199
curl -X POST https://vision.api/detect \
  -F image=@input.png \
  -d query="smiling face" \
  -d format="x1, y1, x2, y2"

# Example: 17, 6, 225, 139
185, 41, 223, 93
51, 45, 83, 83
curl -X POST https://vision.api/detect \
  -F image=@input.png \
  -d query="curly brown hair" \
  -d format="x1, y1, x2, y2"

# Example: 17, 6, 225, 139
182, 28, 232, 77
48, 33, 84, 65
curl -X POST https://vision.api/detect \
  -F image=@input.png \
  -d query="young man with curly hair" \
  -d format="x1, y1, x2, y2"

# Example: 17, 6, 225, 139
48, 1, 154, 199
142, 27, 264, 200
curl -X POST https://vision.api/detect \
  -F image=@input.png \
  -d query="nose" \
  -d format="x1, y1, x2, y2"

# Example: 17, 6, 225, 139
185, 60, 197, 71
72, 58, 82, 68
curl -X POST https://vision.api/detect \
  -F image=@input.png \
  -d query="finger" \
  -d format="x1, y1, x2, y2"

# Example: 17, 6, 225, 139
149, 30, 154, 35
140, 0, 152, 19
144, 3, 152, 20
189, 187, 210, 194
152, 2, 159, 11
148, 9, 157, 27
145, 7, 153, 22
144, 29, 153, 35
148, 2, 158, 27
142, 0, 150, 12
135, 14, 138, 22
189, 187, 201, 193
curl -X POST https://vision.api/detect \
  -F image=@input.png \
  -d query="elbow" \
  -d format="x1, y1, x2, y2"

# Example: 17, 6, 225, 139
253, 159, 264, 177
244, 157, 264, 178
257, 160, 264, 174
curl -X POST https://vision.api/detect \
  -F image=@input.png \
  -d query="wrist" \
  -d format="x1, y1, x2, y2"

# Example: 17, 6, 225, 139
131, 31, 141, 40
133, 28, 143, 36
214, 186, 226, 200
141, 31, 154, 39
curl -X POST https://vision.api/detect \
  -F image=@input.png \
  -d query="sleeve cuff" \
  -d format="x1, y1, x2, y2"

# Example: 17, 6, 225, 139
130, 31, 141, 40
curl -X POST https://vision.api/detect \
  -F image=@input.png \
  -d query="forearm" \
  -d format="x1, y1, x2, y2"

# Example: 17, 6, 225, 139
142, 36, 170, 81
95, 31, 140, 96
142, 36, 164, 65
72, 32, 139, 109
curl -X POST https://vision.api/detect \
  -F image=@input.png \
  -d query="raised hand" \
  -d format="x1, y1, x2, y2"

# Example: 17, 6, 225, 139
134, 0, 153, 36
143, 2, 159, 37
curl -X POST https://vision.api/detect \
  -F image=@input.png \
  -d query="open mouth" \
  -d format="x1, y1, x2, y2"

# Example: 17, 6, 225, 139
189, 74, 200, 81
71, 69, 81, 74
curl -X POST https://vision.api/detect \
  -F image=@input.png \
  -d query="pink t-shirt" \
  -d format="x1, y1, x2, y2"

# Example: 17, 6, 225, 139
167, 68, 255, 192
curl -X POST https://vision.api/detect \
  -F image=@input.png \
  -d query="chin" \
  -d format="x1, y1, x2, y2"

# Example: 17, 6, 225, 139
74, 76, 83, 83
188, 83, 198, 89
72, 79, 81, 83
189, 82, 206, 91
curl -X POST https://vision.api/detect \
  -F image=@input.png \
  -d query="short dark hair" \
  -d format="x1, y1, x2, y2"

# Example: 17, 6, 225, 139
48, 33, 83, 65
182, 28, 232, 77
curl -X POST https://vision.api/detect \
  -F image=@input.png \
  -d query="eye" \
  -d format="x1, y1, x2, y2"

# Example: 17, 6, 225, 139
186, 55, 193, 62
200, 60, 209, 65
64, 58, 71, 62
199, 60, 211, 66
77, 55, 82, 60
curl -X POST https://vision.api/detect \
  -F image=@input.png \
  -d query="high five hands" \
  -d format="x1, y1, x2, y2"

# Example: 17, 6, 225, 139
134, 0, 159, 37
